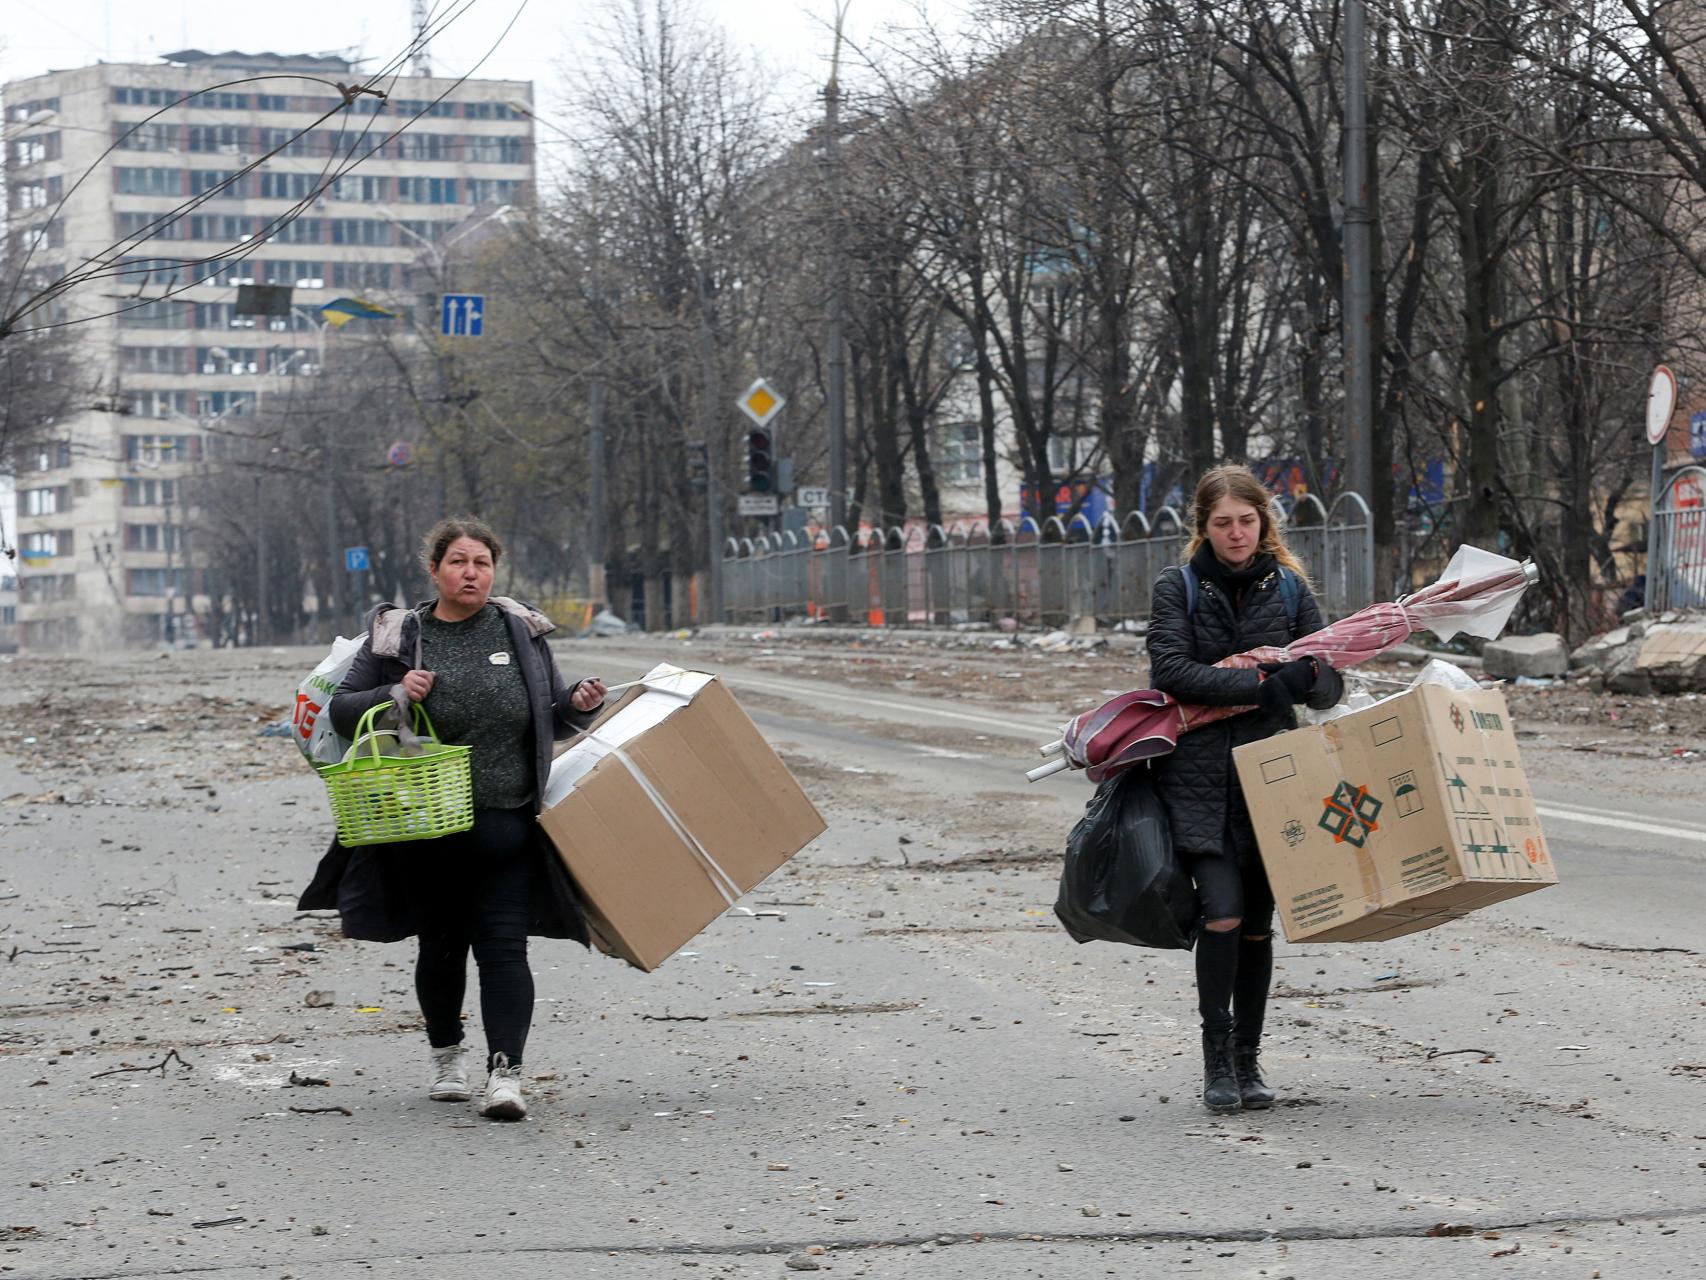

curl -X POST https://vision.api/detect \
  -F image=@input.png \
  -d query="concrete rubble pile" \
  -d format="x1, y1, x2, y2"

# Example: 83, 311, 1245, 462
1562, 613, 1706, 695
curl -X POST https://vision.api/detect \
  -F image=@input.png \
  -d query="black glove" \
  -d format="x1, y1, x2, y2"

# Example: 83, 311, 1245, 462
1258, 657, 1318, 705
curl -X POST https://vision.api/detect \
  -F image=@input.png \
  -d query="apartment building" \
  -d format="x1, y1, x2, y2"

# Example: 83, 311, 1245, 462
2, 49, 534, 650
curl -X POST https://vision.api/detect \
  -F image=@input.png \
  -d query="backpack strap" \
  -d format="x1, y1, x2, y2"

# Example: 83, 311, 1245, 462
1180, 564, 1199, 619
1276, 566, 1301, 631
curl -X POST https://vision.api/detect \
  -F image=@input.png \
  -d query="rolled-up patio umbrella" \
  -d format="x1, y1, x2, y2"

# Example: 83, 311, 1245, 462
1030, 546, 1539, 783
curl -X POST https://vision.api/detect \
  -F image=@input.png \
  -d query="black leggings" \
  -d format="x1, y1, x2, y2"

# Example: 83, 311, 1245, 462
409, 807, 536, 1069
1185, 851, 1275, 1044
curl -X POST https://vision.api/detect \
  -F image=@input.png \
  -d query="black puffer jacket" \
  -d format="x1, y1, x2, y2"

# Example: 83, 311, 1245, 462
1147, 546, 1343, 857
297, 597, 598, 944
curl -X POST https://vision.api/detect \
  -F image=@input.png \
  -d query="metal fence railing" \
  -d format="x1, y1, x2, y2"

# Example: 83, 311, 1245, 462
1649, 466, 1706, 612
720, 492, 1376, 628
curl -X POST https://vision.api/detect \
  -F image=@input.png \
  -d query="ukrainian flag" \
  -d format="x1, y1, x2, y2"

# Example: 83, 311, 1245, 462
319, 297, 397, 329
18, 548, 52, 566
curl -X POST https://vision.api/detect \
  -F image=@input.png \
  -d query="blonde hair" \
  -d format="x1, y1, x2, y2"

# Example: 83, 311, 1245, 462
1184, 464, 1312, 588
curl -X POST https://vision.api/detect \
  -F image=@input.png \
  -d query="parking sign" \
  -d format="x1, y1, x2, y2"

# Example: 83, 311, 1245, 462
344, 546, 370, 573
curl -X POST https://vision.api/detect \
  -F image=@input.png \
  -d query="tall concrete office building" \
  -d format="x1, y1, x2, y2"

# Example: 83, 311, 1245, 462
3, 49, 533, 650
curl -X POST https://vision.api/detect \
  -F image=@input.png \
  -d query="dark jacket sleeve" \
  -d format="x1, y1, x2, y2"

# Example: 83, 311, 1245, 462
1291, 584, 1344, 710
539, 638, 601, 741
328, 636, 403, 739
1147, 566, 1264, 706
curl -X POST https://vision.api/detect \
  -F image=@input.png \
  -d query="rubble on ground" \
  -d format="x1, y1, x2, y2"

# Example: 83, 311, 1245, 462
1564, 613, 1706, 696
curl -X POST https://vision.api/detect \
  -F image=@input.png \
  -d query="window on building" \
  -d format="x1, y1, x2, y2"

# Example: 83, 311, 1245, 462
399, 218, 450, 245
257, 127, 322, 156
395, 133, 454, 161
119, 299, 194, 329
187, 214, 252, 242
256, 94, 290, 111
398, 176, 461, 204
330, 261, 394, 290
205, 92, 250, 110
123, 478, 178, 507
463, 135, 526, 164
20, 575, 78, 605
119, 346, 190, 374
20, 220, 64, 249
124, 434, 201, 463
197, 391, 256, 418
32, 442, 72, 472
10, 96, 60, 120
196, 347, 260, 375
126, 389, 194, 418
125, 567, 187, 597
269, 217, 323, 244
113, 87, 178, 107
463, 101, 519, 119
190, 169, 244, 199
187, 125, 248, 154
116, 210, 185, 240
10, 131, 63, 164
327, 174, 388, 202
329, 218, 390, 246
257, 171, 321, 200
19, 531, 70, 559
123, 524, 182, 553
116, 165, 177, 196
20, 486, 69, 516
937, 422, 984, 485
465, 178, 522, 205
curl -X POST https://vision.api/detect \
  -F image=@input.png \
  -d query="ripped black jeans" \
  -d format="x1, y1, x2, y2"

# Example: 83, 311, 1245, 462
408, 806, 536, 1069
1185, 844, 1275, 1045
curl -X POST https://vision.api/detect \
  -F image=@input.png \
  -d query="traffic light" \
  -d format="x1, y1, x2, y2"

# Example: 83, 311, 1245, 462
745, 429, 773, 493
686, 440, 708, 493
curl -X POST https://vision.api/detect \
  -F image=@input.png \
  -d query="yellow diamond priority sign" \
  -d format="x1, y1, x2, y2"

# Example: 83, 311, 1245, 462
737, 378, 785, 427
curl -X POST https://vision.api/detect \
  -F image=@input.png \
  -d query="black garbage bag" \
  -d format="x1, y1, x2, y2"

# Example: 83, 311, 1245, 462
1055, 766, 1199, 950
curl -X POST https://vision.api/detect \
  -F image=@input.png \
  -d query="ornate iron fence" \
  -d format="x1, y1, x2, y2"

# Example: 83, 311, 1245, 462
720, 493, 1375, 628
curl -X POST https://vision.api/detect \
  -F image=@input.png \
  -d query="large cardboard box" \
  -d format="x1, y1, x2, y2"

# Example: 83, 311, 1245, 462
537, 666, 826, 971
1232, 683, 1556, 943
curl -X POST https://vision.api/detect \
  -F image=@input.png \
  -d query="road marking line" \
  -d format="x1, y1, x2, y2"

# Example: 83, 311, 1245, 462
726, 674, 1062, 739
1535, 804, 1706, 845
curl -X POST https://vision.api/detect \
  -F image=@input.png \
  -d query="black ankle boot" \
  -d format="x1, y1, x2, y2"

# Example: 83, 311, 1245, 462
1201, 1031, 1240, 1113
1234, 1044, 1275, 1109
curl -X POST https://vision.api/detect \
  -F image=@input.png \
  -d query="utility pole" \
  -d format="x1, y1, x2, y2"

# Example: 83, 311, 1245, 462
698, 300, 724, 625
1342, 0, 1374, 506
587, 377, 607, 609
824, 4, 850, 541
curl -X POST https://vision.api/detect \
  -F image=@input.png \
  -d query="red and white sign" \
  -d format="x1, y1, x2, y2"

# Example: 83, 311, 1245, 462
1647, 365, 1678, 446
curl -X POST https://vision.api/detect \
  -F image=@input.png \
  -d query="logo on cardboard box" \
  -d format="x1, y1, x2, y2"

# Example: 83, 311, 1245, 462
1472, 709, 1505, 732
1318, 781, 1383, 847
1281, 819, 1306, 848
1390, 770, 1424, 817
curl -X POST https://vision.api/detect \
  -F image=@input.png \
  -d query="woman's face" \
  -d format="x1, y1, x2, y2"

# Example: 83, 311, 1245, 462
1204, 497, 1263, 569
430, 536, 496, 614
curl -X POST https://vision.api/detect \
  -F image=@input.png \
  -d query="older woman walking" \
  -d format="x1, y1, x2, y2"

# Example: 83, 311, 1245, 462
298, 517, 606, 1121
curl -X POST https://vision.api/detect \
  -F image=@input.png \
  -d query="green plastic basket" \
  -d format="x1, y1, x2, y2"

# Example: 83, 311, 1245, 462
316, 701, 474, 848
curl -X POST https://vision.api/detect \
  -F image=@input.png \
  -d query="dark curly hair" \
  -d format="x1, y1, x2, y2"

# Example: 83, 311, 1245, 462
420, 517, 504, 572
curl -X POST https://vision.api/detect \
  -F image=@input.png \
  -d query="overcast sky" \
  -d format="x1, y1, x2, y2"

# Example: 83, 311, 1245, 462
2, 0, 948, 130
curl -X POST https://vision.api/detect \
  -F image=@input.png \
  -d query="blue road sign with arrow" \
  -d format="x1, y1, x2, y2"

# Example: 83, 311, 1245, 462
440, 294, 485, 337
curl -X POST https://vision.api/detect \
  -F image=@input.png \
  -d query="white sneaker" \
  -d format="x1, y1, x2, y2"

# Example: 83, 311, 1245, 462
428, 1045, 471, 1102
480, 1052, 527, 1120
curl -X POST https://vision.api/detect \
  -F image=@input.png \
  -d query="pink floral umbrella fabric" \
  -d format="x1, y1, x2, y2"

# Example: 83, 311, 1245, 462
1031, 547, 1538, 784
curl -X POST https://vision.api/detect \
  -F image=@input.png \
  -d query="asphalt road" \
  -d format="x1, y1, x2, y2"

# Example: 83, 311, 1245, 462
2, 637, 1703, 1279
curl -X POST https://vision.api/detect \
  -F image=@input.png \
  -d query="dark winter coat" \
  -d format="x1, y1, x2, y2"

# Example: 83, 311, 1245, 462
1147, 546, 1343, 858
296, 596, 598, 944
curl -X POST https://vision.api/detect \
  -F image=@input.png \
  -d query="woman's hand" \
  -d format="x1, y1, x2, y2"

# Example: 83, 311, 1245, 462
400, 669, 437, 703
570, 678, 607, 713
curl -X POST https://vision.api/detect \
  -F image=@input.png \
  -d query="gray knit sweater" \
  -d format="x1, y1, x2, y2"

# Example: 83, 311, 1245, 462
419, 604, 534, 809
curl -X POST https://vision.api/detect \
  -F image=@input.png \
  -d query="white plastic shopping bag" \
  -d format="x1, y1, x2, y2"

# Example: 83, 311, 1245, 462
293, 633, 366, 765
